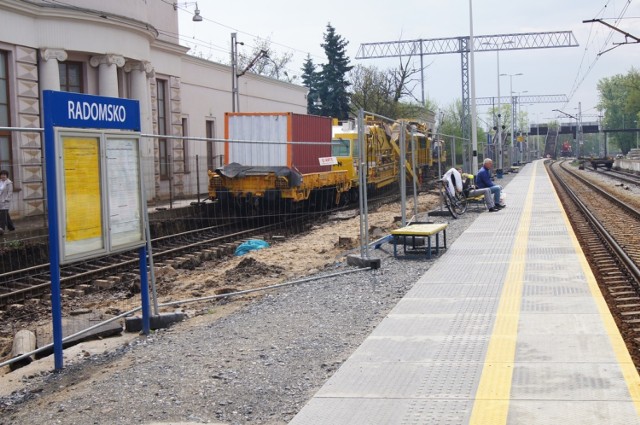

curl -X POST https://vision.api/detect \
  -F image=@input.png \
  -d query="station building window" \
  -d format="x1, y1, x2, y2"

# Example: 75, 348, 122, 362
156, 78, 169, 180
58, 61, 83, 93
206, 119, 219, 171
0, 50, 12, 173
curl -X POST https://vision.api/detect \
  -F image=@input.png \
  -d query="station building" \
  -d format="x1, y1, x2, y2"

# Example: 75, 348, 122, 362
0, 0, 307, 218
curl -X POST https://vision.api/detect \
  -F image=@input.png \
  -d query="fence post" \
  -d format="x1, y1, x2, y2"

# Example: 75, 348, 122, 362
196, 154, 200, 204
357, 109, 367, 259
410, 128, 418, 219
451, 138, 456, 169
399, 122, 407, 227
168, 154, 173, 209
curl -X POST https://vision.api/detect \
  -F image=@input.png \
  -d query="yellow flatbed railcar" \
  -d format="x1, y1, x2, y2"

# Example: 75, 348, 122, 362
208, 163, 351, 212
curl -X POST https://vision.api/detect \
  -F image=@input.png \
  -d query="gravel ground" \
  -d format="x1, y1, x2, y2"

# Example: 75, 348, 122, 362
582, 165, 640, 197
0, 172, 518, 425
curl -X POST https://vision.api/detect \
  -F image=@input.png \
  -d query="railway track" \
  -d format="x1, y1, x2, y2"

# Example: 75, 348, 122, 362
0, 217, 307, 308
0, 187, 409, 308
0, 185, 419, 363
599, 168, 640, 187
547, 160, 640, 364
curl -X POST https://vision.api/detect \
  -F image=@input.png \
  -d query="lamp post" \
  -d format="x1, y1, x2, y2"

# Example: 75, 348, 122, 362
513, 91, 528, 163
635, 120, 639, 149
500, 73, 523, 167
468, 0, 479, 174
482, 41, 512, 174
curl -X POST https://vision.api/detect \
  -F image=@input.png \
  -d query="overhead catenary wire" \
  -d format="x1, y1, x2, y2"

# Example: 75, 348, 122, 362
564, 0, 634, 107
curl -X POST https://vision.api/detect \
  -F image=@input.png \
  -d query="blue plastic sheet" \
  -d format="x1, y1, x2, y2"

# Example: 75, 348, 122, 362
234, 239, 270, 256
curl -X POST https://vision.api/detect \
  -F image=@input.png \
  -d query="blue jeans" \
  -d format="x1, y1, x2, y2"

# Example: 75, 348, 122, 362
489, 185, 501, 205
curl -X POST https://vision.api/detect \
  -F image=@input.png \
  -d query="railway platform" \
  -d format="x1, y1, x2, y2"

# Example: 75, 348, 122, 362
290, 160, 640, 425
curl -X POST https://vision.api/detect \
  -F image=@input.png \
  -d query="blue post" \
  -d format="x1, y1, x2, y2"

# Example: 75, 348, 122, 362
43, 91, 64, 370
138, 246, 150, 335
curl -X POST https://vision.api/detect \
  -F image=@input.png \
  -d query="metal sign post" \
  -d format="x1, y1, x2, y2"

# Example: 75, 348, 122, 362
43, 91, 147, 370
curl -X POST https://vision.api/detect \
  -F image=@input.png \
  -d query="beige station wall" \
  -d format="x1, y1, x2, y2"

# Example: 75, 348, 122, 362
0, 0, 308, 211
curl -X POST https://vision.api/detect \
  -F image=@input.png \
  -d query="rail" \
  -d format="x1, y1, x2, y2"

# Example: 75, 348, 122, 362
550, 161, 640, 285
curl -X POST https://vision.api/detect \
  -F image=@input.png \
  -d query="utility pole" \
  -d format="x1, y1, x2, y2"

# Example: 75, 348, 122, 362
496, 52, 502, 171
577, 101, 582, 158
231, 32, 240, 112
501, 73, 523, 165
230, 33, 269, 113
553, 108, 579, 156
468, 0, 479, 174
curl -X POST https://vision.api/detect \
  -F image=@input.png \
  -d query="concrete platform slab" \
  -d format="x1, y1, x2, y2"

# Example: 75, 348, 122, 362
289, 161, 640, 425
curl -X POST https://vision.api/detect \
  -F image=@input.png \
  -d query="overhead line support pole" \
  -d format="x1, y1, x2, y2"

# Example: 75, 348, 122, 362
355, 31, 579, 165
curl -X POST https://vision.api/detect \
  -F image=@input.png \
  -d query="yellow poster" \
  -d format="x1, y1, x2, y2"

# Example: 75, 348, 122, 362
63, 137, 102, 241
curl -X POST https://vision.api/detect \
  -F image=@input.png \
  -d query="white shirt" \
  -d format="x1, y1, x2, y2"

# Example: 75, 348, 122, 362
442, 168, 462, 196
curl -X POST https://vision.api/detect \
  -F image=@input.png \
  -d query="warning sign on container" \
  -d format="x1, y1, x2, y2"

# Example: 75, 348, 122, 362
319, 157, 338, 166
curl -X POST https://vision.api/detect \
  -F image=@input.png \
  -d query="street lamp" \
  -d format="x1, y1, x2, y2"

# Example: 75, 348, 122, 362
468, 0, 479, 174
635, 120, 639, 149
174, 2, 203, 22
512, 91, 528, 163
500, 73, 523, 166
482, 40, 513, 174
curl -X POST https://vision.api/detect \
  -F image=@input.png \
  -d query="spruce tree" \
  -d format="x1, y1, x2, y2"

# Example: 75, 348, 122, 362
318, 23, 353, 120
301, 55, 321, 115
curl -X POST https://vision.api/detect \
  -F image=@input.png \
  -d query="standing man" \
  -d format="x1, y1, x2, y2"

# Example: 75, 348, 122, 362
0, 170, 15, 234
476, 159, 504, 209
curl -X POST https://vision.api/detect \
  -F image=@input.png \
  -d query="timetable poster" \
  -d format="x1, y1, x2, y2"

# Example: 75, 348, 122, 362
62, 136, 104, 256
106, 138, 144, 250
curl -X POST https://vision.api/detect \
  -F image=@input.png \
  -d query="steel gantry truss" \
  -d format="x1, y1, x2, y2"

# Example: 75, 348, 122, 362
356, 31, 579, 167
475, 94, 569, 106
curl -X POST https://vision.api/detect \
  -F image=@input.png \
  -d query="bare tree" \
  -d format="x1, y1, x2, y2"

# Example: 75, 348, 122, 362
237, 37, 296, 83
349, 58, 431, 119
349, 64, 396, 117
391, 54, 426, 103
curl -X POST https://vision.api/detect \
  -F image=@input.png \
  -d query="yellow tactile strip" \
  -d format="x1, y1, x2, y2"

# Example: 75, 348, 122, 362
468, 162, 537, 424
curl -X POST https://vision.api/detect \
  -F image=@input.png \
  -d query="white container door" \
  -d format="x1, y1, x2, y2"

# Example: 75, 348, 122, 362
227, 115, 288, 167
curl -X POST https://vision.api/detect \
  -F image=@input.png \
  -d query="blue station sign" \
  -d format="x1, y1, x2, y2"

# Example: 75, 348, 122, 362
43, 90, 141, 131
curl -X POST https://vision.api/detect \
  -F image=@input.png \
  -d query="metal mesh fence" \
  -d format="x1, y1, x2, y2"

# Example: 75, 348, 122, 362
0, 113, 448, 368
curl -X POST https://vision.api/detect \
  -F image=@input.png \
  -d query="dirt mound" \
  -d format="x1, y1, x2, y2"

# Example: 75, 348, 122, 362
224, 257, 284, 284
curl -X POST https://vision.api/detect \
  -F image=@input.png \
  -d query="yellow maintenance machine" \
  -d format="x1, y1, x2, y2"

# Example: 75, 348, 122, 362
331, 116, 446, 193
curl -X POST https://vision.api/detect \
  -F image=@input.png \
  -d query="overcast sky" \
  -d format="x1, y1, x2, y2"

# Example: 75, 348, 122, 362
177, 0, 640, 127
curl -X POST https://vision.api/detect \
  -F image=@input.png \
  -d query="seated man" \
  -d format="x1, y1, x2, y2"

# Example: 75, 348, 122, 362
476, 158, 504, 209
459, 169, 500, 212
